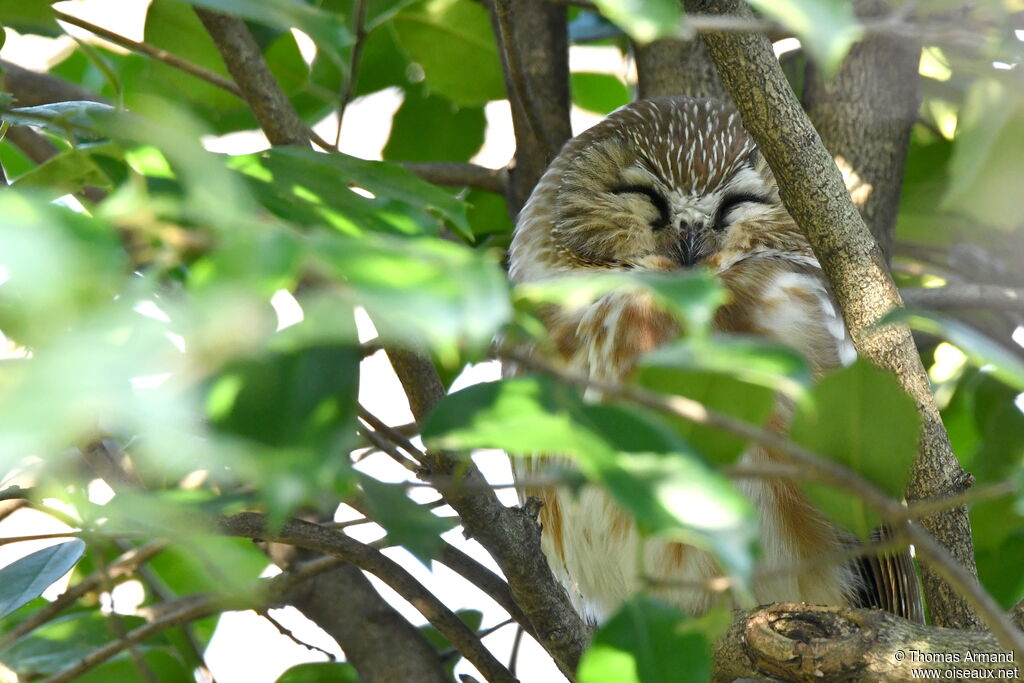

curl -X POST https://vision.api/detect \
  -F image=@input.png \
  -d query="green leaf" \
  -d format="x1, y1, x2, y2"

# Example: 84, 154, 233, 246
180, 0, 353, 61
418, 609, 484, 674
641, 335, 811, 401
11, 146, 112, 198
276, 662, 360, 683
591, 0, 680, 43
0, 540, 86, 618
633, 367, 776, 466
885, 309, 1024, 392
745, 0, 862, 77
310, 233, 510, 363
790, 360, 920, 537
941, 77, 1024, 230
422, 376, 757, 585
571, 72, 630, 115
0, 0, 57, 35
516, 269, 727, 336
259, 147, 472, 239
383, 88, 486, 163
75, 649, 190, 683
208, 343, 360, 449
392, 0, 506, 106
2, 612, 149, 676
1, 101, 114, 141
578, 595, 720, 683
359, 475, 456, 564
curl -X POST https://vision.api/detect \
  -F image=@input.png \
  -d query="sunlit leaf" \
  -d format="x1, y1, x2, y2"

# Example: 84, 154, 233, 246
392, 0, 505, 106
276, 662, 360, 683
745, 0, 862, 77
942, 77, 1024, 230
591, 0, 680, 43
790, 360, 920, 537
571, 72, 630, 115
0, 541, 86, 619
578, 595, 721, 683
885, 309, 1024, 392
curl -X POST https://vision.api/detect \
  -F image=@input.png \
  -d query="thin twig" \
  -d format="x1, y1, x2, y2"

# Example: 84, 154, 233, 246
94, 545, 160, 683
901, 285, 1024, 313
358, 406, 426, 463
334, 0, 368, 148
508, 625, 525, 677
258, 609, 336, 660
358, 422, 420, 472
400, 162, 508, 194
220, 513, 518, 683
52, 9, 241, 97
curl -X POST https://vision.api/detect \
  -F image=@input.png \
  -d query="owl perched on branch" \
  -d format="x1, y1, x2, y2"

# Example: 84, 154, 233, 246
508, 97, 922, 623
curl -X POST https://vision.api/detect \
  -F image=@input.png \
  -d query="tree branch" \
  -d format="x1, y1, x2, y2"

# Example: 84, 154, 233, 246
51, 10, 242, 98
803, 0, 921, 261
386, 346, 589, 679
712, 603, 1020, 682
193, 9, 308, 147
401, 162, 508, 194
485, 0, 572, 212
685, 0, 980, 630
219, 513, 517, 683
634, 37, 729, 101
901, 285, 1024, 313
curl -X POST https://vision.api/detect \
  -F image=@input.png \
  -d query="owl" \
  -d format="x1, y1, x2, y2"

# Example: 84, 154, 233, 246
508, 97, 921, 623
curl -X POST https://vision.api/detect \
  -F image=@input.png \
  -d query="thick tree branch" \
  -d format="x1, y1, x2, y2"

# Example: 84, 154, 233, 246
803, 0, 921, 260
386, 347, 588, 679
712, 603, 1020, 682
634, 37, 729, 101
220, 513, 517, 683
485, 0, 572, 212
685, 0, 980, 630
194, 9, 308, 147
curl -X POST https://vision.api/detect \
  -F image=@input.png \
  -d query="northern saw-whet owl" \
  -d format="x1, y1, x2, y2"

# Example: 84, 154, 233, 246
508, 97, 921, 623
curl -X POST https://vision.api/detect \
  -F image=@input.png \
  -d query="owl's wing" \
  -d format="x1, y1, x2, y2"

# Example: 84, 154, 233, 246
853, 526, 926, 623
718, 255, 925, 622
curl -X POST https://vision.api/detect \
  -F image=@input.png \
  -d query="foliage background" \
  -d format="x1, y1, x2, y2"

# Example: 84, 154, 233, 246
0, 0, 1022, 681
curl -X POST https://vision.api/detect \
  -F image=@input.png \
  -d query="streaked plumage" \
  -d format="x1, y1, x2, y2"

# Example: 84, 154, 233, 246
508, 97, 921, 622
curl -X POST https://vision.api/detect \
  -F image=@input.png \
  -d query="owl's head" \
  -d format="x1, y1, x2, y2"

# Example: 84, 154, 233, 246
509, 97, 811, 284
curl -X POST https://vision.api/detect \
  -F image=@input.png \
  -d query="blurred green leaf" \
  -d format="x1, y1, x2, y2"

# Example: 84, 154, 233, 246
75, 649, 190, 683
418, 609, 484, 674
0, 0, 57, 35
276, 662, 360, 683
571, 72, 630, 115
885, 309, 1024, 392
208, 343, 360, 449
641, 335, 811, 400
578, 595, 720, 683
383, 88, 486, 162
633, 367, 775, 466
310, 232, 510, 363
359, 475, 456, 564
942, 77, 1024, 230
517, 269, 727, 336
422, 376, 757, 585
0, 541, 86, 618
592, 0, 680, 43
790, 360, 920, 537
11, 146, 113, 198
392, 0, 505, 106
0, 101, 114, 141
2, 612, 150, 676
465, 188, 514, 239
262, 147, 471, 239
745, 0, 862, 77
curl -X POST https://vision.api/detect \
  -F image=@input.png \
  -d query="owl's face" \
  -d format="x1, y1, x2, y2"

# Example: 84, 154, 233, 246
510, 98, 811, 284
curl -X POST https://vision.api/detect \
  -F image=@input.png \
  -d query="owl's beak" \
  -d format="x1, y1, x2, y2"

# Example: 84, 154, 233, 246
674, 224, 703, 268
